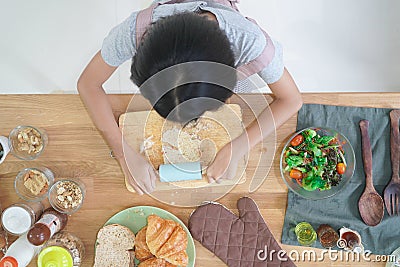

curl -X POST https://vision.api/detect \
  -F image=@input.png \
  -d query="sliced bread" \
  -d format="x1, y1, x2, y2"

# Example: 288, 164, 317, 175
94, 224, 135, 267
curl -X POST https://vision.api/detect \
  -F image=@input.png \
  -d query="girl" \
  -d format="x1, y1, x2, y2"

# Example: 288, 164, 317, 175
77, 0, 302, 195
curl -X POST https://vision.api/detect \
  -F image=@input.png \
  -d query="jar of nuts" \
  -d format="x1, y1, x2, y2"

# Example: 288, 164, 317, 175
8, 125, 48, 160
15, 167, 55, 202
48, 179, 86, 215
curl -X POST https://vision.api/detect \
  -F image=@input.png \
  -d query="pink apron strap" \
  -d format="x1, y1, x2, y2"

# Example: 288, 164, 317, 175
135, 3, 158, 46
136, 0, 185, 46
135, 0, 275, 79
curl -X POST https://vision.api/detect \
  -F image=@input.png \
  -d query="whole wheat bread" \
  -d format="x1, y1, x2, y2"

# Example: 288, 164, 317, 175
94, 224, 136, 267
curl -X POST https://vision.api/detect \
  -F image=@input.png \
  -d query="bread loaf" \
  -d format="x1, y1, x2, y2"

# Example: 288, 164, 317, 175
94, 224, 135, 267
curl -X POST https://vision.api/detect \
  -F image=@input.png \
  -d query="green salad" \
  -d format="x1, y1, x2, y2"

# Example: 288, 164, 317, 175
284, 129, 347, 191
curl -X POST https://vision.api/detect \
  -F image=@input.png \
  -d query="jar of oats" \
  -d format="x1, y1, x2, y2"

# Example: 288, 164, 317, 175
38, 231, 85, 267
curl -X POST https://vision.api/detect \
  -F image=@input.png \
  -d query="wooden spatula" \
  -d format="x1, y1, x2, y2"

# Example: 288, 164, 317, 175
383, 110, 400, 216
358, 120, 384, 226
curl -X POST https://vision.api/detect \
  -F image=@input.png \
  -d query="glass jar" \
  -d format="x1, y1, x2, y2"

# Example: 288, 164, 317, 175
295, 222, 317, 246
0, 135, 10, 164
8, 125, 48, 161
15, 167, 54, 202
0, 203, 8, 255
48, 179, 86, 215
1, 202, 43, 235
27, 208, 68, 246
41, 232, 85, 267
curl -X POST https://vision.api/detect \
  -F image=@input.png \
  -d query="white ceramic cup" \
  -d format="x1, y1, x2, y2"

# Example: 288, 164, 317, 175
0, 135, 10, 164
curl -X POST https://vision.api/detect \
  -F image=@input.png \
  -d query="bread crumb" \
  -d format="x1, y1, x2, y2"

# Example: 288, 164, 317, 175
140, 135, 154, 154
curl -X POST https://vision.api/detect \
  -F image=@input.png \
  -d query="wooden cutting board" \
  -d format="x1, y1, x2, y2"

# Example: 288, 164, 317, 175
119, 104, 246, 192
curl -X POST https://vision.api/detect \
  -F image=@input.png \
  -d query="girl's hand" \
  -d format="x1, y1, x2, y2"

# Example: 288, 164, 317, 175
116, 141, 157, 195
206, 136, 248, 183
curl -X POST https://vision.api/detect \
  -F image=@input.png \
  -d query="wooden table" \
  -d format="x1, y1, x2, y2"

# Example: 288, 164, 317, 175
1, 93, 399, 267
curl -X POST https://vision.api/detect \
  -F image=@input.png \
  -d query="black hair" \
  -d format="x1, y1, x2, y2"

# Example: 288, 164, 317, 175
130, 12, 237, 123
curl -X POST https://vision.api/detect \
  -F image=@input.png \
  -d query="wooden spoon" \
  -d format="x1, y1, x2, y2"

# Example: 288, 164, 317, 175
358, 120, 384, 226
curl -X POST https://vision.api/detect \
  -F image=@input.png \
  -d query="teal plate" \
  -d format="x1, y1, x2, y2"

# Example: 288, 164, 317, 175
104, 206, 195, 267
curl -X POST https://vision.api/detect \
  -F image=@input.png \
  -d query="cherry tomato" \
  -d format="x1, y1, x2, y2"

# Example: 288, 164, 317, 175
290, 134, 304, 147
337, 163, 346, 174
289, 169, 303, 179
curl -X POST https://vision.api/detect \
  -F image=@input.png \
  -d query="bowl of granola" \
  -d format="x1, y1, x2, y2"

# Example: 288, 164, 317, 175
15, 167, 55, 202
8, 125, 48, 160
48, 179, 86, 215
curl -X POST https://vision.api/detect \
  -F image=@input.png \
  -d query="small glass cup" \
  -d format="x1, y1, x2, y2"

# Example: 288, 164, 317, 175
0, 136, 10, 164
15, 167, 55, 202
8, 125, 48, 160
49, 179, 86, 215
295, 222, 317, 246
1, 202, 44, 235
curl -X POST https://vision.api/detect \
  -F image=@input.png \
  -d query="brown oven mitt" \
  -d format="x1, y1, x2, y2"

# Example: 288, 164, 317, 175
188, 197, 296, 267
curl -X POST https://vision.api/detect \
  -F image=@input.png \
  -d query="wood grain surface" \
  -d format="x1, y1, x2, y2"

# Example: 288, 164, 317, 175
0, 93, 399, 267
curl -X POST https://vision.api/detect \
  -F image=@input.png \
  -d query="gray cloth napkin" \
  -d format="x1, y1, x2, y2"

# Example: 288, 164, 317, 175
281, 104, 400, 255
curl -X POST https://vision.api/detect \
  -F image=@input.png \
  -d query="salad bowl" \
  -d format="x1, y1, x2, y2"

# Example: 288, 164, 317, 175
280, 127, 355, 200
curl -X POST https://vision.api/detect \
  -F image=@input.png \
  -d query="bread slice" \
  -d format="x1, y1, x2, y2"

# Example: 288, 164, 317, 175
94, 224, 136, 267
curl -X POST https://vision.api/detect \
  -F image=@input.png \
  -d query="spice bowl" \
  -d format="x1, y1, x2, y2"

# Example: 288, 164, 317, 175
15, 167, 54, 202
0, 135, 10, 164
8, 125, 48, 160
49, 179, 86, 215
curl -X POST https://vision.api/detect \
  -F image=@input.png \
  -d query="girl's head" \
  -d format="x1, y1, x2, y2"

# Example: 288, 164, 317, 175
131, 12, 236, 123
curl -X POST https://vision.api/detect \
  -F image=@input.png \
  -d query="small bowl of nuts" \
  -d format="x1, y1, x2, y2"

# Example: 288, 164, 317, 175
48, 179, 86, 215
15, 167, 55, 202
8, 125, 48, 160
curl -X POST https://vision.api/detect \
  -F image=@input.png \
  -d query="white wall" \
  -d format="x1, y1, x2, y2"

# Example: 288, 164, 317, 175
0, 0, 399, 94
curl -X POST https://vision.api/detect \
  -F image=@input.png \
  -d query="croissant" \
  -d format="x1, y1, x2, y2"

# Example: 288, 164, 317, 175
135, 227, 154, 262
146, 215, 188, 266
138, 258, 175, 267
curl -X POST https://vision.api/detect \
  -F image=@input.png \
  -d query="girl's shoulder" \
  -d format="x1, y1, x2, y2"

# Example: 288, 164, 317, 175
203, 5, 268, 66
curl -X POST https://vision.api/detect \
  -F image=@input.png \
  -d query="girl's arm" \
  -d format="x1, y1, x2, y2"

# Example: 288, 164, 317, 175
77, 51, 156, 194
77, 51, 121, 154
207, 68, 303, 181
242, 68, 303, 148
